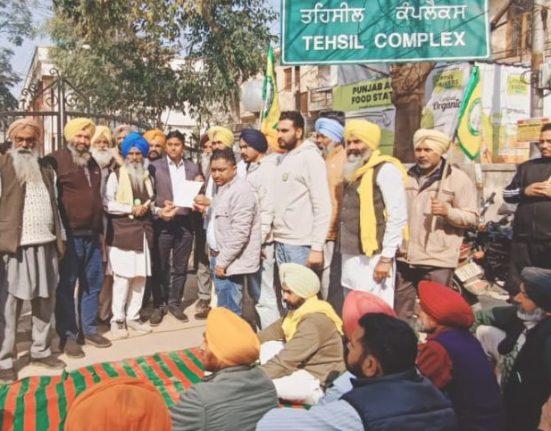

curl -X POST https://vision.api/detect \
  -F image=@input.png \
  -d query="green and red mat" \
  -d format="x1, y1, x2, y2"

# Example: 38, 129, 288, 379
0, 348, 204, 431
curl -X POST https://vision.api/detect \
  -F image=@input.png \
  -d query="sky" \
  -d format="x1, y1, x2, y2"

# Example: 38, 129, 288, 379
5, 0, 53, 98
7, 0, 282, 100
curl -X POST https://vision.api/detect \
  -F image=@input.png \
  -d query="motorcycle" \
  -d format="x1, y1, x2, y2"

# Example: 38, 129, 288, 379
452, 192, 512, 304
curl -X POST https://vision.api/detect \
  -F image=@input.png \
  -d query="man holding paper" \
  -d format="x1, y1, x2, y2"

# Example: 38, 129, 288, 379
150, 130, 201, 325
104, 132, 155, 337
503, 122, 551, 295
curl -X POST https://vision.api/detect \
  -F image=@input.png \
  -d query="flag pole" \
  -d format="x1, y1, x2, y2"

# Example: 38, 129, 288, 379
429, 65, 481, 233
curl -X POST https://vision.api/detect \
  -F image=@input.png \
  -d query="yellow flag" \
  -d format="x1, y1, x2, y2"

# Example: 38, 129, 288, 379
456, 66, 482, 160
260, 47, 281, 152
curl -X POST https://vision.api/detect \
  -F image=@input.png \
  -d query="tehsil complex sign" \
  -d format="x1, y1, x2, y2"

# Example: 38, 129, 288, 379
281, 0, 490, 64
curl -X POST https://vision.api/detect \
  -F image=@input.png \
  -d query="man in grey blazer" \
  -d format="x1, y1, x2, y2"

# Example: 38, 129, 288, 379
149, 130, 201, 325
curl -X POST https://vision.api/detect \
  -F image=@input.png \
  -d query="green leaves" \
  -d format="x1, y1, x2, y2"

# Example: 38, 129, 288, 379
49, 0, 276, 126
0, 0, 34, 109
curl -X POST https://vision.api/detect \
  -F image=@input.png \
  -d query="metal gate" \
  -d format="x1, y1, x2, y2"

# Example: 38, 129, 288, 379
0, 69, 151, 155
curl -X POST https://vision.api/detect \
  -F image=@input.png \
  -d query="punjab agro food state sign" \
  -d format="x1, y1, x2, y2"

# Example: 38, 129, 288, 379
281, 0, 490, 65
333, 78, 393, 111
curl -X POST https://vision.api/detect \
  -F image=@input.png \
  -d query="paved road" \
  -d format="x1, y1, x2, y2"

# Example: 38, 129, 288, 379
15, 275, 207, 380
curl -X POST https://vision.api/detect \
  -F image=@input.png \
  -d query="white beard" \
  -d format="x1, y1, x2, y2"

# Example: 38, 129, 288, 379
68, 144, 91, 168
125, 159, 149, 194
321, 141, 340, 158
8, 147, 42, 184
344, 152, 370, 182
91, 148, 113, 168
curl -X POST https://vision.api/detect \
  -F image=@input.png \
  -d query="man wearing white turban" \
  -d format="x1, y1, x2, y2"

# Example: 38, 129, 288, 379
258, 263, 345, 405
0, 119, 66, 383
394, 128, 478, 326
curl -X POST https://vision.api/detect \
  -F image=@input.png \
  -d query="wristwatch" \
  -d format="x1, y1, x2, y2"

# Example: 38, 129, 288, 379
379, 256, 393, 264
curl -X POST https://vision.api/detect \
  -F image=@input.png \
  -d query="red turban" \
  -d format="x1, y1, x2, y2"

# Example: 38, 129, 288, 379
343, 290, 397, 338
418, 281, 474, 329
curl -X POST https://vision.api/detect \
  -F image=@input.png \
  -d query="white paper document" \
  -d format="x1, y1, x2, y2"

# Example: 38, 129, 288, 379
173, 180, 204, 208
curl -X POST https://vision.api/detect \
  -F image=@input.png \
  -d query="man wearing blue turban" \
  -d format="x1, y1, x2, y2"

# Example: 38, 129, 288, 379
104, 132, 155, 338
314, 116, 346, 306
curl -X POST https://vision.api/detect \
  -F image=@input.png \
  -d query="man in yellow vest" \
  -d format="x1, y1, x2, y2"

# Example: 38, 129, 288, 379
339, 119, 408, 307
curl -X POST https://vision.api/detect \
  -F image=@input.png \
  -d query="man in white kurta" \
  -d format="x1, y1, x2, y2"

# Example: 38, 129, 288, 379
104, 132, 154, 338
339, 119, 408, 307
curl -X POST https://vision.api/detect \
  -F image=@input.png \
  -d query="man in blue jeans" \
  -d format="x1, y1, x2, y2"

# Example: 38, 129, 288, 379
46, 118, 111, 358
200, 147, 260, 315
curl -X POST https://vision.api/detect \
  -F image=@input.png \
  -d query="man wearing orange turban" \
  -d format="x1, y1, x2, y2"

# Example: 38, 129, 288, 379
417, 281, 505, 430
170, 308, 277, 431
64, 377, 171, 431
143, 128, 166, 162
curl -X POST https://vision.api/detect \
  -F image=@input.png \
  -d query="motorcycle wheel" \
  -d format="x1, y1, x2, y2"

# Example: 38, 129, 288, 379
451, 277, 479, 305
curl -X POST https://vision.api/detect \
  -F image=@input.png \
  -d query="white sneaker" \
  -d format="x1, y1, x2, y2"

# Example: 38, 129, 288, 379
110, 321, 129, 339
127, 319, 152, 334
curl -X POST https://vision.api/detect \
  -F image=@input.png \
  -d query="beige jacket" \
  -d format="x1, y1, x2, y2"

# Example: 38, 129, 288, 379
325, 145, 346, 241
259, 313, 345, 386
398, 163, 478, 268
272, 140, 331, 251
246, 153, 278, 244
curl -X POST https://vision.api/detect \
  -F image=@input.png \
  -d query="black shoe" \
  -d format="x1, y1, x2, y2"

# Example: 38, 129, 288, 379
63, 339, 85, 358
195, 298, 210, 311
168, 305, 189, 322
31, 355, 66, 370
149, 307, 166, 326
85, 333, 112, 348
0, 368, 17, 384
194, 300, 211, 320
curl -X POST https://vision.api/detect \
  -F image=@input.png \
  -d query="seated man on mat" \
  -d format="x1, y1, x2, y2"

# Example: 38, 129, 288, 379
170, 308, 277, 431
258, 263, 345, 404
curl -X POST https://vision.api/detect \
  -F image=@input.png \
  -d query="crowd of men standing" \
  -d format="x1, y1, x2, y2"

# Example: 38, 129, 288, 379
0, 111, 550, 430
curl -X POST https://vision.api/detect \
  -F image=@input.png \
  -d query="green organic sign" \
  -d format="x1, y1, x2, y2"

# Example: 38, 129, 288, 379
281, 0, 490, 65
333, 78, 393, 111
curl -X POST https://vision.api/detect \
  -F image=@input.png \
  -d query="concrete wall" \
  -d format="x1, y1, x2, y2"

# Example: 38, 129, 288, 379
458, 163, 517, 222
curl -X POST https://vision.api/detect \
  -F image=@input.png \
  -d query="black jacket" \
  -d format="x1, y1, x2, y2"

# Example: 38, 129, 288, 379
503, 157, 551, 240
476, 306, 551, 431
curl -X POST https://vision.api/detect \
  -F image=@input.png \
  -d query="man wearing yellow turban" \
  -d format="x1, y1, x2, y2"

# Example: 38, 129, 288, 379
207, 126, 234, 150
259, 263, 345, 405
340, 119, 408, 307
170, 308, 278, 431
45, 117, 112, 358
394, 128, 477, 325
